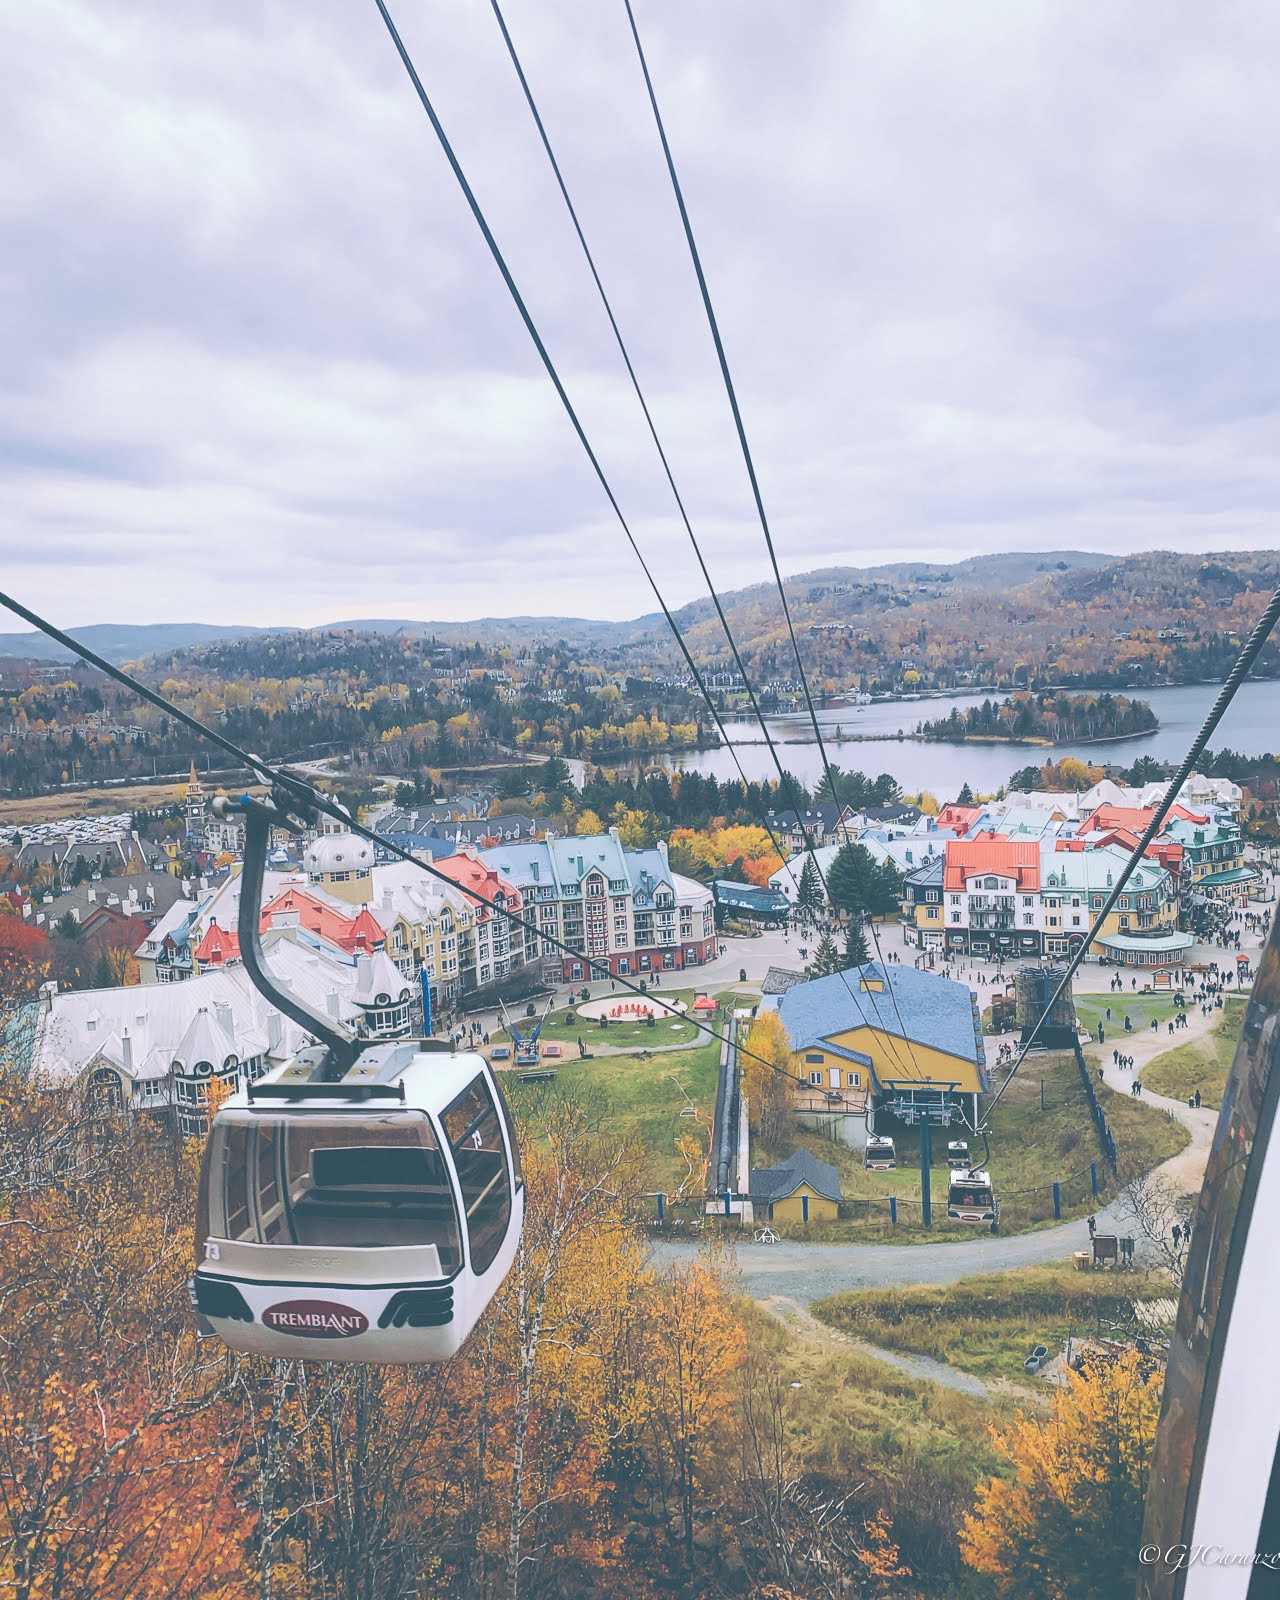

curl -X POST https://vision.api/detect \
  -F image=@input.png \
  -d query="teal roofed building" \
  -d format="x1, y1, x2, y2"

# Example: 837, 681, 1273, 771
480, 827, 715, 983
1162, 817, 1257, 905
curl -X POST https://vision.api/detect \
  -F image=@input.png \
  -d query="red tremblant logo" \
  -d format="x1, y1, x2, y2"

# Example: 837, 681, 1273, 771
262, 1299, 370, 1338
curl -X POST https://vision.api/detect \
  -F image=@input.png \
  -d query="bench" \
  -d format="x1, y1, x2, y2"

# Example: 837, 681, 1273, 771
518, 1069, 557, 1084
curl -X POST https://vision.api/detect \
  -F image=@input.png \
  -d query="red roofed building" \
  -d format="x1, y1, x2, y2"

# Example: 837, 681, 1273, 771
935, 803, 984, 836
1078, 803, 1206, 838
431, 848, 526, 991
942, 840, 1043, 957
194, 890, 385, 972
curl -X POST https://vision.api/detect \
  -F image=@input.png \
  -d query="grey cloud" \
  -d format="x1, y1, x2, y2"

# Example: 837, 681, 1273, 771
1, 0, 1279, 630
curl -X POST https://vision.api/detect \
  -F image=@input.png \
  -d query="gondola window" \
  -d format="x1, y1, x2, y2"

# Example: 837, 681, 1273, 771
200, 1113, 463, 1268
443, 1076, 513, 1275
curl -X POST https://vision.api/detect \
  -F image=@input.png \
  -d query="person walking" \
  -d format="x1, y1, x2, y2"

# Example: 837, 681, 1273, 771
1088, 1215, 1097, 1239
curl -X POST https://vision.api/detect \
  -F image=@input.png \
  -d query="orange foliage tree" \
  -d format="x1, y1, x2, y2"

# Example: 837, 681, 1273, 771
960, 1349, 1163, 1600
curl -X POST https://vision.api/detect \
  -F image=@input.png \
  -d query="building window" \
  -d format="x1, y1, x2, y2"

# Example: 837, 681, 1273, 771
1023, 913, 1034, 925
805, 1053, 825, 1064
847, 1071, 860, 1088
808, 1071, 822, 1086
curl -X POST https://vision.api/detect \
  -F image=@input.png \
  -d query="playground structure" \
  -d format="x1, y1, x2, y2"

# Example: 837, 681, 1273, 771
500, 996, 553, 1067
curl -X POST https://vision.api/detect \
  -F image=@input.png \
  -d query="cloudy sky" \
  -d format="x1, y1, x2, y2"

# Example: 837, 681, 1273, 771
2, 0, 1279, 632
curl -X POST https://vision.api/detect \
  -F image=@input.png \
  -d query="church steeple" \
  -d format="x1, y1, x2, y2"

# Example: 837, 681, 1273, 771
185, 761, 206, 844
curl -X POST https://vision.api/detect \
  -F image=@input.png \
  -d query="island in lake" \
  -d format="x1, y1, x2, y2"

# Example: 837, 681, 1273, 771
915, 690, 1158, 746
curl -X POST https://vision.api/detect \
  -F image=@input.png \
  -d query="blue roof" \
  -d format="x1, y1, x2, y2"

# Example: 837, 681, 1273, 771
750, 1148, 843, 1204
480, 841, 554, 890
628, 847, 674, 907
777, 963, 981, 1078
376, 830, 459, 862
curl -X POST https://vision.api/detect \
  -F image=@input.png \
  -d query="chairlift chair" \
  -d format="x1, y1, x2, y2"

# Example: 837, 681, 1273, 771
190, 793, 524, 1363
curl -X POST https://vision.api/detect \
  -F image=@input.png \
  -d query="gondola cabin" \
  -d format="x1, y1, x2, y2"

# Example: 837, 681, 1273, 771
864, 1134, 897, 1171
947, 1168, 1000, 1230
192, 1041, 524, 1363
947, 1139, 971, 1169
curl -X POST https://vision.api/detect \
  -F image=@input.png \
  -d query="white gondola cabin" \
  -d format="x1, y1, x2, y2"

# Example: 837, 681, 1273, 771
864, 1134, 897, 1171
193, 1041, 524, 1363
946, 1138, 972, 1169
946, 1168, 1000, 1230
190, 791, 525, 1364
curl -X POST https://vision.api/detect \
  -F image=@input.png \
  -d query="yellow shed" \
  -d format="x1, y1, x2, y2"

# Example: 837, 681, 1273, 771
750, 1149, 842, 1226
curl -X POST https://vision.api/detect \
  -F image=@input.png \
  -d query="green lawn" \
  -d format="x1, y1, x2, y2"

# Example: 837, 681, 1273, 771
505, 1035, 723, 1194
813, 1262, 1172, 1383
1141, 997, 1247, 1109
763, 1049, 1187, 1241
508, 987, 756, 1053
1074, 991, 1182, 1042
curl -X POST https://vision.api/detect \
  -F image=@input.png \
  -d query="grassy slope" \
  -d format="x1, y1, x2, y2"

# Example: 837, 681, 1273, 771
759, 1050, 1187, 1240
505, 1035, 723, 1194
507, 990, 754, 1053
1141, 997, 1247, 1110
745, 1302, 1005, 1597
813, 1262, 1171, 1383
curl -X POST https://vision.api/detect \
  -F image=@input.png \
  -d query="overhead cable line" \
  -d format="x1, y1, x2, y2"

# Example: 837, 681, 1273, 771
975, 581, 1280, 1130
0, 590, 813, 1090
369, 0, 921, 1085
622, 0, 927, 1076
483, 0, 923, 1082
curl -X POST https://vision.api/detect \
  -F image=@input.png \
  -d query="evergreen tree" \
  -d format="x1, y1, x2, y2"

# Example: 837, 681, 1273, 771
796, 855, 822, 917
956, 782, 974, 804
842, 921, 869, 968
810, 930, 841, 977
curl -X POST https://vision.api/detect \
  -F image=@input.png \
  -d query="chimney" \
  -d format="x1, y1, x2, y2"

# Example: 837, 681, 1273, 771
214, 999, 234, 1037
40, 979, 57, 1013
121, 1029, 133, 1073
326, 991, 342, 1020
356, 955, 373, 993
267, 1011, 283, 1054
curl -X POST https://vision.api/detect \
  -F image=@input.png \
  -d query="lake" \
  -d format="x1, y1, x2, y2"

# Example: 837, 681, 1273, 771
639, 680, 1279, 797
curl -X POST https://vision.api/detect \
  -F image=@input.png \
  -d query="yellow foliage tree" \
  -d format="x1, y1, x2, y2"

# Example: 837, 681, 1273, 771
960, 1350, 1164, 1600
741, 1010, 795, 1148
576, 810, 605, 836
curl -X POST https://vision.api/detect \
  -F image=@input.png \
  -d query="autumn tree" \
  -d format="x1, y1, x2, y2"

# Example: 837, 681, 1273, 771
960, 1349, 1163, 1600
645, 1262, 747, 1564
742, 1011, 795, 1148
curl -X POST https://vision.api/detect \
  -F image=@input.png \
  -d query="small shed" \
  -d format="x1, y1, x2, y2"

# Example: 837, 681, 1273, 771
749, 1149, 843, 1225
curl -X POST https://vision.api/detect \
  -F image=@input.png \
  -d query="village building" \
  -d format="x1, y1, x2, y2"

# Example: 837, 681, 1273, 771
770, 963, 988, 1141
